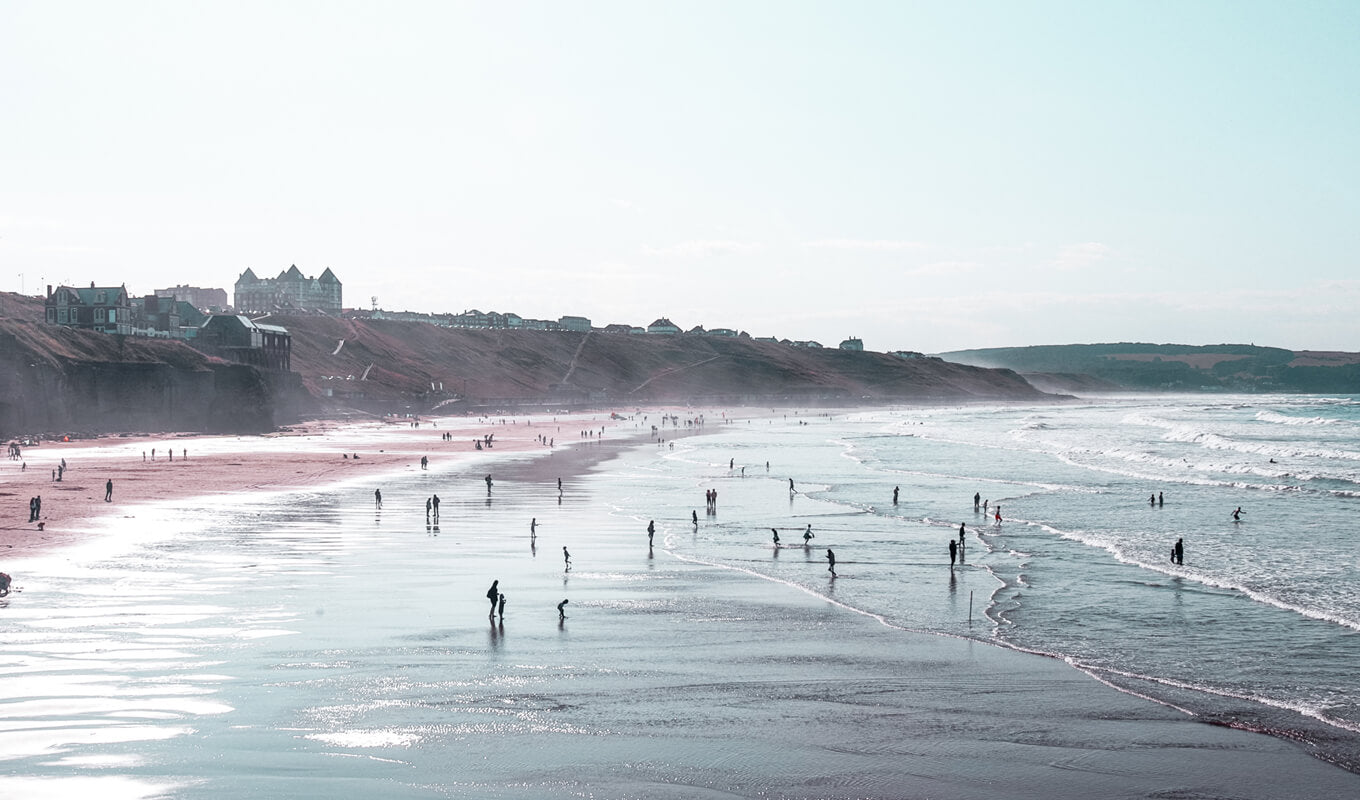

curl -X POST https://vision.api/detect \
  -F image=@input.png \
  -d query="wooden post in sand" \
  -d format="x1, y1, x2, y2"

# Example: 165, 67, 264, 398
968, 591, 973, 626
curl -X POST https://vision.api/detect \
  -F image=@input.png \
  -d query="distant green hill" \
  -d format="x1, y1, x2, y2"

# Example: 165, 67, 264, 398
938, 343, 1360, 393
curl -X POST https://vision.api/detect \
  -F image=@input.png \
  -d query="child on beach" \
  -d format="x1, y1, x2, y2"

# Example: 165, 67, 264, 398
557, 599, 568, 620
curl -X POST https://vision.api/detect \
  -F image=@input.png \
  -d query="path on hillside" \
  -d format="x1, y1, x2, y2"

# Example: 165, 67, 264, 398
628, 356, 722, 395
558, 331, 593, 388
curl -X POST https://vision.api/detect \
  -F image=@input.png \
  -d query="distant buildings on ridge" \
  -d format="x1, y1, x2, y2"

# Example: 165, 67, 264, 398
234, 265, 341, 315
40, 264, 884, 361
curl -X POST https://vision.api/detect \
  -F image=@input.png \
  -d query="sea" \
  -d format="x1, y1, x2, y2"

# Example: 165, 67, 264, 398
3, 394, 1360, 796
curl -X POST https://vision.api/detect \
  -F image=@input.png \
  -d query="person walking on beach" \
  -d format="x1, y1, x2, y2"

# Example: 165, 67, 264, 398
557, 477, 562, 493
789, 478, 796, 492
531, 517, 537, 536
563, 547, 572, 570
692, 510, 698, 526
498, 593, 506, 619
432, 494, 440, 522
426, 497, 433, 521
486, 580, 500, 617
803, 525, 814, 546
1150, 493, 1156, 507
994, 506, 1002, 526
1159, 492, 1164, 506
974, 492, 980, 510
826, 549, 836, 576
892, 486, 899, 505
949, 538, 958, 568
104, 479, 113, 502
959, 523, 966, 549
374, 489, 382, 509
557, 599, 569, 620
485, 474, 493, 493
771, 528, 780, 547
647, 520, 655, 546
1171, 538, 1184, 565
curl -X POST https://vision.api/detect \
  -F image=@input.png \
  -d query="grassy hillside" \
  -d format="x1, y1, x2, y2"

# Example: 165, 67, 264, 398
939, 343, 1360, 392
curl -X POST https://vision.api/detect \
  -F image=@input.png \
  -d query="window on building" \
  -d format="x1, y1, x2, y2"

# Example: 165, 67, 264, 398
107, 309, 116, 323
95, 308, 106, 322
58, 308, 68, 323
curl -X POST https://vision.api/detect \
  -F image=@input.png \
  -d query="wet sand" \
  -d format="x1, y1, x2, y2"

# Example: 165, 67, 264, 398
2, 413, 1356, 798
0, 413, 622, 556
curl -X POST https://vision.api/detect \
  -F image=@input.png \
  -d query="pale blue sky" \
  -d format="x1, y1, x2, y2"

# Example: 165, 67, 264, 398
3, 1, 1357, 352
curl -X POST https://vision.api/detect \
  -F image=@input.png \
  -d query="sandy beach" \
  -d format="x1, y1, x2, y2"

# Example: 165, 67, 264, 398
2, 410, 1357, 799
1, 413, 621, 557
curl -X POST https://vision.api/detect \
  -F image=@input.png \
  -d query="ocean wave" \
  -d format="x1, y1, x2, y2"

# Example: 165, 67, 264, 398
1255, 410, 1341, 426
1006, 515, 1360, 634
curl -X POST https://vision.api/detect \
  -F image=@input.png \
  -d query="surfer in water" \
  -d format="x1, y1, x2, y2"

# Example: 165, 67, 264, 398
1232, 507, 1243, 522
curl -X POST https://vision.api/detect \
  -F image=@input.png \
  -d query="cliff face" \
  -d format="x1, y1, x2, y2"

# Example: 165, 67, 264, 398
1, 288, 1055, 437
266, 313, 1054, 412
0, 294, 310, 436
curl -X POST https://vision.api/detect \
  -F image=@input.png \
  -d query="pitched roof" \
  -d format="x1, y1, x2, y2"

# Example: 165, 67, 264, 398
318, 267, 340, 284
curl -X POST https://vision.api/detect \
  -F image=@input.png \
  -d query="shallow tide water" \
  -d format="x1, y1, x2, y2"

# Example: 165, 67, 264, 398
3, 398, 1360, 797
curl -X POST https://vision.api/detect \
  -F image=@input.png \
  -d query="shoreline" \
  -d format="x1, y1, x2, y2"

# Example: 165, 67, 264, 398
1, 411, 647, 558
4, 407, 1357, 795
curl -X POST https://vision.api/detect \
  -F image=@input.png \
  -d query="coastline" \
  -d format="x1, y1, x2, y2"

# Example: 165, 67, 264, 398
3, 409, 1357, 797
0, 412, 633, 558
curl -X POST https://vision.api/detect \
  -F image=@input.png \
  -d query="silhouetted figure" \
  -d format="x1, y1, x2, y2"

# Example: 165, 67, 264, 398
486, 580, 500, 616
789, 478, 795, 492
1150, 493, 1156, 506
1232, 507, 1243, 522
949, 538, 957, 567
692, 510, 698, 526
1172, 538, 1184, 565
498, 593, 507, 619
826, 549, 836, 576
374, 489, 382, 509
432, 494, 440, 521
771, 528, 780, 546
104, 479, 113, 502
958, 523, 966, 548
558, 599, 569, 620
563, 546, 572, 570
647, 520, 655, 546
892, 486, 899, 505
1159, 492, 1164, 506
974, 492, 980, 509
803, 525, 814, 546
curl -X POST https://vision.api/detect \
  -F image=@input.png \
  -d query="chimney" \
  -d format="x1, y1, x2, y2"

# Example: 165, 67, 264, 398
47, 284, 52, 300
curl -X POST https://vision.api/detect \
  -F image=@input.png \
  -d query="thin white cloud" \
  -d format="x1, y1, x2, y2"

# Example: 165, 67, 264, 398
802, 238, 925, 251
641, 241, 764, 258
906, 260, 978, 277
1052, 242, 1114, 271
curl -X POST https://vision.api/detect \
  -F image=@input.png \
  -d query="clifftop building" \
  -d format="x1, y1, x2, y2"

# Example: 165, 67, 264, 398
234, 265, 342, 315
45, 283, 133, 335
155, 284, 228, 312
